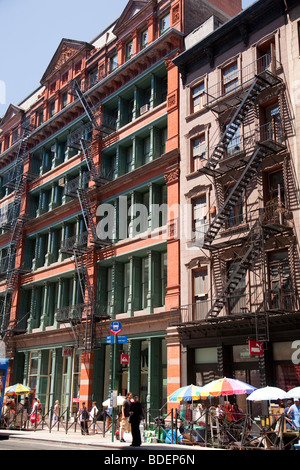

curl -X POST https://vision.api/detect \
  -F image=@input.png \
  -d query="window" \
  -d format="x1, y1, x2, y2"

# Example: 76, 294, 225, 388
227, 261, 247, 315
225, 185, 243, 227
222, 62, 238, 94
298, 22, 300, 55
193, 268, 209, 321
12, 128, 19, 144
49, 101, 55, 117
61, 92, 68, 109
264, 168, 285, 224
268, 250, 293, 311
160, 12, 170, 35
110, 54, 118, 72
75, 60, 82, 75
141, 257, 149, 309
37, 109, 43, 126
123, 262, 130, 312
126, 41, 133, 61
89, 69, 98, 87
61, 72, 68, 84
257, 39, 276, 74
143, 136, 151, 164
192, 196, 207, 243
226, 123, 241, 157
191, 134, 206, 172
141, 29, 148, 50
263, 103, 282, 142
191, 82, 205, 113
50, 82, 56, 94
126, 145, 133, 173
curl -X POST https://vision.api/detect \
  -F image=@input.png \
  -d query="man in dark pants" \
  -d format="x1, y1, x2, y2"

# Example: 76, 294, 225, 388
129, 395, 143, 447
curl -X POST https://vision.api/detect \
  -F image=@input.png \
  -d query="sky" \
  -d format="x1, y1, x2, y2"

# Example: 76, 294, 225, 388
0, 0, 256, 119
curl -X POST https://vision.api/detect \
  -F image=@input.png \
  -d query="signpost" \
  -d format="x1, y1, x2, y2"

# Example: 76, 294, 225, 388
106, 322, 129, 442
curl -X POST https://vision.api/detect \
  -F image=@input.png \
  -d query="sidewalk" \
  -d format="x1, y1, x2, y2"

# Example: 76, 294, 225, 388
0, 428, 213, 451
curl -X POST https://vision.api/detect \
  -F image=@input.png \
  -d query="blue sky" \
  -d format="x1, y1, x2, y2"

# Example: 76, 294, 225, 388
0, 0, 255, 118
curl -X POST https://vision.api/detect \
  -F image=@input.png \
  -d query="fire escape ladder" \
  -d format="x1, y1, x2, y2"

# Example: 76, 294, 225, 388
205, 224, 275, 320
0, 124, 32, 337
73, 248, 96, 351
203, 74, 279, 172
69, 80, 100, 131
204, 144, 273, 247
76, 189, 98, 244
79, 138, 98, 182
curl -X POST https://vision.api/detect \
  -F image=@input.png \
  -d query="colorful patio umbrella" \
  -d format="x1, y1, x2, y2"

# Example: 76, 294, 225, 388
285, 387, 300, 399
4, 383, 34, 396
168, 384, 203, 402
200, 377, 256, 398
247, 386, 288, 401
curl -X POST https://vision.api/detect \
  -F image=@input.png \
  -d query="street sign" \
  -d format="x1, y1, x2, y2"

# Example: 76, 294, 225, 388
110, 321, 122, 335
110, 390, 117, 407
248, 340, 264, 356
121, 353, 129, 365
106, 335, 114, 344
117, 335, 127, 344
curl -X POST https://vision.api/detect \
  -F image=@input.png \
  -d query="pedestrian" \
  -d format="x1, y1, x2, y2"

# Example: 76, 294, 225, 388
105, 406, 112, 432
52, 400, 60, 427
90, 401, 99, 434
30, 398, 39, 428
23, 397, 30, 429
37, 398, 43, 420
287, 399, 300, 429
78, 402, 89, 435
129, 395, 143, 447
120, 392, 132, 442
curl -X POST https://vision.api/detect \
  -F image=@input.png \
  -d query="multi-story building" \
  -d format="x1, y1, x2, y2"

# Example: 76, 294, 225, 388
174, 0, 300, 411
0, 0, 241, 412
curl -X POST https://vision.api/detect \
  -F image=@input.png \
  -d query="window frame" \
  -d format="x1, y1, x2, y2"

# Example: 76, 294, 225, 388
191, 82, 205, 114
125, 41, 133, 61
191, 134, 206, 172
160, 12, 170, 35
222, 61, 239, 95
140, 29, 148, 50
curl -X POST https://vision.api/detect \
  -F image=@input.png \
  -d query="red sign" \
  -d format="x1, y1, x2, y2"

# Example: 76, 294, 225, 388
248, 340, 264, 356
120, 354, 129, 365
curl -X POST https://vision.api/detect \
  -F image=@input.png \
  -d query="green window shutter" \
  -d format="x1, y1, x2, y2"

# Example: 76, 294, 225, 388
133, 257, 142, 311
113, 262, 124, 314
152, 251, 162, 308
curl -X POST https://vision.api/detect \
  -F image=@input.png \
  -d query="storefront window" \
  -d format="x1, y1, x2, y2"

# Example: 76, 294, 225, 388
273, 342, 300, 391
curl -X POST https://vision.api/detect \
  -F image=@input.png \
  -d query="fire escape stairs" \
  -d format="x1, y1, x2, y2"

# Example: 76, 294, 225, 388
0, 124, 32, 337
203, 142, 276, 248
205, 222, 280, 320
199, 71, 282, 177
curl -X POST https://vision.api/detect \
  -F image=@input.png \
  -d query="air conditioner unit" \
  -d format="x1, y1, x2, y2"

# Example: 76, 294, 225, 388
140, 104, 149, 115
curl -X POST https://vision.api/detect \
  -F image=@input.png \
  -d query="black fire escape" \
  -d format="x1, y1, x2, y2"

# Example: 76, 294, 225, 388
0, 123, 34, 339
193, 56, 293, 340
55, 80, 114, 351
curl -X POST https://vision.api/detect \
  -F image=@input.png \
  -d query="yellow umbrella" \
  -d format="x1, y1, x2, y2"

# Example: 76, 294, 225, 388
5, 383, 34, 396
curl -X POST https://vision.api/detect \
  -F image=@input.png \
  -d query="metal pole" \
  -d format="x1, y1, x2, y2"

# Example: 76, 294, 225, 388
112, 333, 116, 443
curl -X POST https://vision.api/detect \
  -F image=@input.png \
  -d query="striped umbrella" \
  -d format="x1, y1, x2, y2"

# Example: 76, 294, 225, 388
168, 384, 203, 402
200, 377, 256, 398
5, 383, 34, 396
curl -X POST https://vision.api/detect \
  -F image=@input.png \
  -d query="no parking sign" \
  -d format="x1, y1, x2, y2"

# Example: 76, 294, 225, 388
110, 321, 122, 335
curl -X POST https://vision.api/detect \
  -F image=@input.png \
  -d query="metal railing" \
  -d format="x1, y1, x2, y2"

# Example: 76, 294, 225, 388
204, 54, 281, 107
179, 290, 297, 324
2, 405, 297, 449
